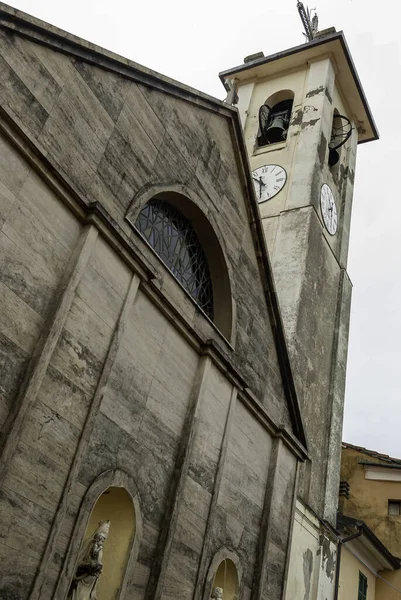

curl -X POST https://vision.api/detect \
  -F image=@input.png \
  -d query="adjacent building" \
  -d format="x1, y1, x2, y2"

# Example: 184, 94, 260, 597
339, 443, 401, 600
337, 512, 400, 600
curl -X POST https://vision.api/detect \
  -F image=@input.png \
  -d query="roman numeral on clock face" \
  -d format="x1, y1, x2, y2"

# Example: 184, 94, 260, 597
251, 164, 287, 204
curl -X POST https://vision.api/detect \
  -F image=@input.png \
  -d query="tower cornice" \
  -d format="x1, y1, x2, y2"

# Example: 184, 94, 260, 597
219, 30, 378, 144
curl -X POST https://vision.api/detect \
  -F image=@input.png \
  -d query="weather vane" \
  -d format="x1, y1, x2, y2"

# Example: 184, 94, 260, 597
297, 1, 319, 42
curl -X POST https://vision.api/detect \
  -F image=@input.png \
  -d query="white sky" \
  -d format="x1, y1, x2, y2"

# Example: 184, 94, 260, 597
7, 0, 401, 456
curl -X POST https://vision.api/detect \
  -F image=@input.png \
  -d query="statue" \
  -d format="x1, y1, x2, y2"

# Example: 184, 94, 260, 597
211, 587, 224, 599
67, 520, 110, 600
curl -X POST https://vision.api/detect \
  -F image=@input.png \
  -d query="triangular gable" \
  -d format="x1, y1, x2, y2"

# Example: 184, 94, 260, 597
0, 2, 307, 453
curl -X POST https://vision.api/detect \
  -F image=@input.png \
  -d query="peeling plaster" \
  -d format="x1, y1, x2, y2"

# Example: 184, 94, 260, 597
306, 85, 325, 98
324, 87, 333, 104
301, 118, 320, 130
320, 535, 336, 582
347, 166, 355, 184
318, 133, 328, 169
303, 548, 313, 600
291, 109, 304, 127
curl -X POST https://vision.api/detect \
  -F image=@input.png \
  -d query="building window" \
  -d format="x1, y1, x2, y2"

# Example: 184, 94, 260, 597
135, 198, 214, 319
388, 500, 401, 515
358, 572, 368, 600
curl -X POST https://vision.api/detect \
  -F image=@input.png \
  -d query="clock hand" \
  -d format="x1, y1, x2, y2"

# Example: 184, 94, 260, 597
258, 176, 266, 198
328, 205, 333, 227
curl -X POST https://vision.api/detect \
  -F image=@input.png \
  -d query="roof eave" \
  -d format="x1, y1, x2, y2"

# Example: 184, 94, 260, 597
338, 514, 401, 570
0, 2, 231, 116
219, 31, 378, 145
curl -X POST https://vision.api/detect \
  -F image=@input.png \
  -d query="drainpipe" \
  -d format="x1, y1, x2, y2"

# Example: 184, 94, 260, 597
333, 527, 363, 600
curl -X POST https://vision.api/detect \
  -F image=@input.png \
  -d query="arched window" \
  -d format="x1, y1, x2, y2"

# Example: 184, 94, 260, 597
257, 89, 294, 147
135, 198, 214, 319
328, 108, 352, 170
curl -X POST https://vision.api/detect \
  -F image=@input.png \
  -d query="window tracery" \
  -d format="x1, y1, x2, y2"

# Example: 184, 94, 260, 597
135, 198, 214, 319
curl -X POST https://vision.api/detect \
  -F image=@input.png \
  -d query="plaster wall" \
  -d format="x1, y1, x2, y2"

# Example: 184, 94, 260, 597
338, 545, 376, 600
376, 569, 401, 600
284, 501, 337, 600
0, 18, 301, 600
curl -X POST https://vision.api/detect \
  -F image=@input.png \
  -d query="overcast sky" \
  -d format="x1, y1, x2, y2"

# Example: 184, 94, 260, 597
8, 0, 401, 457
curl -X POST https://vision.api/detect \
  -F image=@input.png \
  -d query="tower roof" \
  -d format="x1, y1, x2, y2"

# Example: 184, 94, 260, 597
219, 30, 378, 144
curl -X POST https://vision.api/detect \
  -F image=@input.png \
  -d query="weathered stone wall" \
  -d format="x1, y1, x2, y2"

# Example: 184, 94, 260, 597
0, 11, 302, 600
241, 55, 358, 523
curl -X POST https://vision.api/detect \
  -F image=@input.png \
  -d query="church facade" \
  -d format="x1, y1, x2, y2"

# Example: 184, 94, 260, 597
0, 4, 377, 600
0, 4, 307, 600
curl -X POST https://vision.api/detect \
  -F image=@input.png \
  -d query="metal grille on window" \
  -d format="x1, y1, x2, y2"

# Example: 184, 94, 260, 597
135, 199, 214, 319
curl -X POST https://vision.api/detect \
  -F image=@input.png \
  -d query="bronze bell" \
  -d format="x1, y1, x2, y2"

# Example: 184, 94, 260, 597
260, 99, 293, 145
264, 113, 289, 143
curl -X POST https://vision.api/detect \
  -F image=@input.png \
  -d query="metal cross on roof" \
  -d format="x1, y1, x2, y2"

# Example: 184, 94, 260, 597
297, 1, 319, 42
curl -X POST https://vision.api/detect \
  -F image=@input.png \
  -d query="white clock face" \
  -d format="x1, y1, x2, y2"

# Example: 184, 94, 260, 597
320, 183, 338, 235
252, 164, 287, 203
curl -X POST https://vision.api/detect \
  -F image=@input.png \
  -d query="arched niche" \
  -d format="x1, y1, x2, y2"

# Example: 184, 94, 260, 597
204, 548, 242, 600
126, 183, 234, 342
57, 470, 142, 600
80, 486, 135, 600
212, 559, 239, 599
257, 89, 295, 147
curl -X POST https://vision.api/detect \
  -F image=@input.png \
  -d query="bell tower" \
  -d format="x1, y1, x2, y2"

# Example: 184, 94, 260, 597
220, 23, 377, 600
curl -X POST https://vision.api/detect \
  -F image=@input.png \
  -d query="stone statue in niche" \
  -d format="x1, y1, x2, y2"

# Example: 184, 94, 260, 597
211, 587, 224, 599
67, 520, 110, 600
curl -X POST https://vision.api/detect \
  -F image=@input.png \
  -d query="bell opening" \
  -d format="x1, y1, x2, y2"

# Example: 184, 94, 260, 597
328, 148, 339, 167
258, 98, 293, 147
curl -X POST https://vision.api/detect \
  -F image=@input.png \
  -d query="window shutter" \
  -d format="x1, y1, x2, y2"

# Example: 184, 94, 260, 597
358, 572, 368, 600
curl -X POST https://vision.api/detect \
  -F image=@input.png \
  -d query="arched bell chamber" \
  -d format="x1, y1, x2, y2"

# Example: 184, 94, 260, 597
258, 99, 294, 146
328, 113, 352, 167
